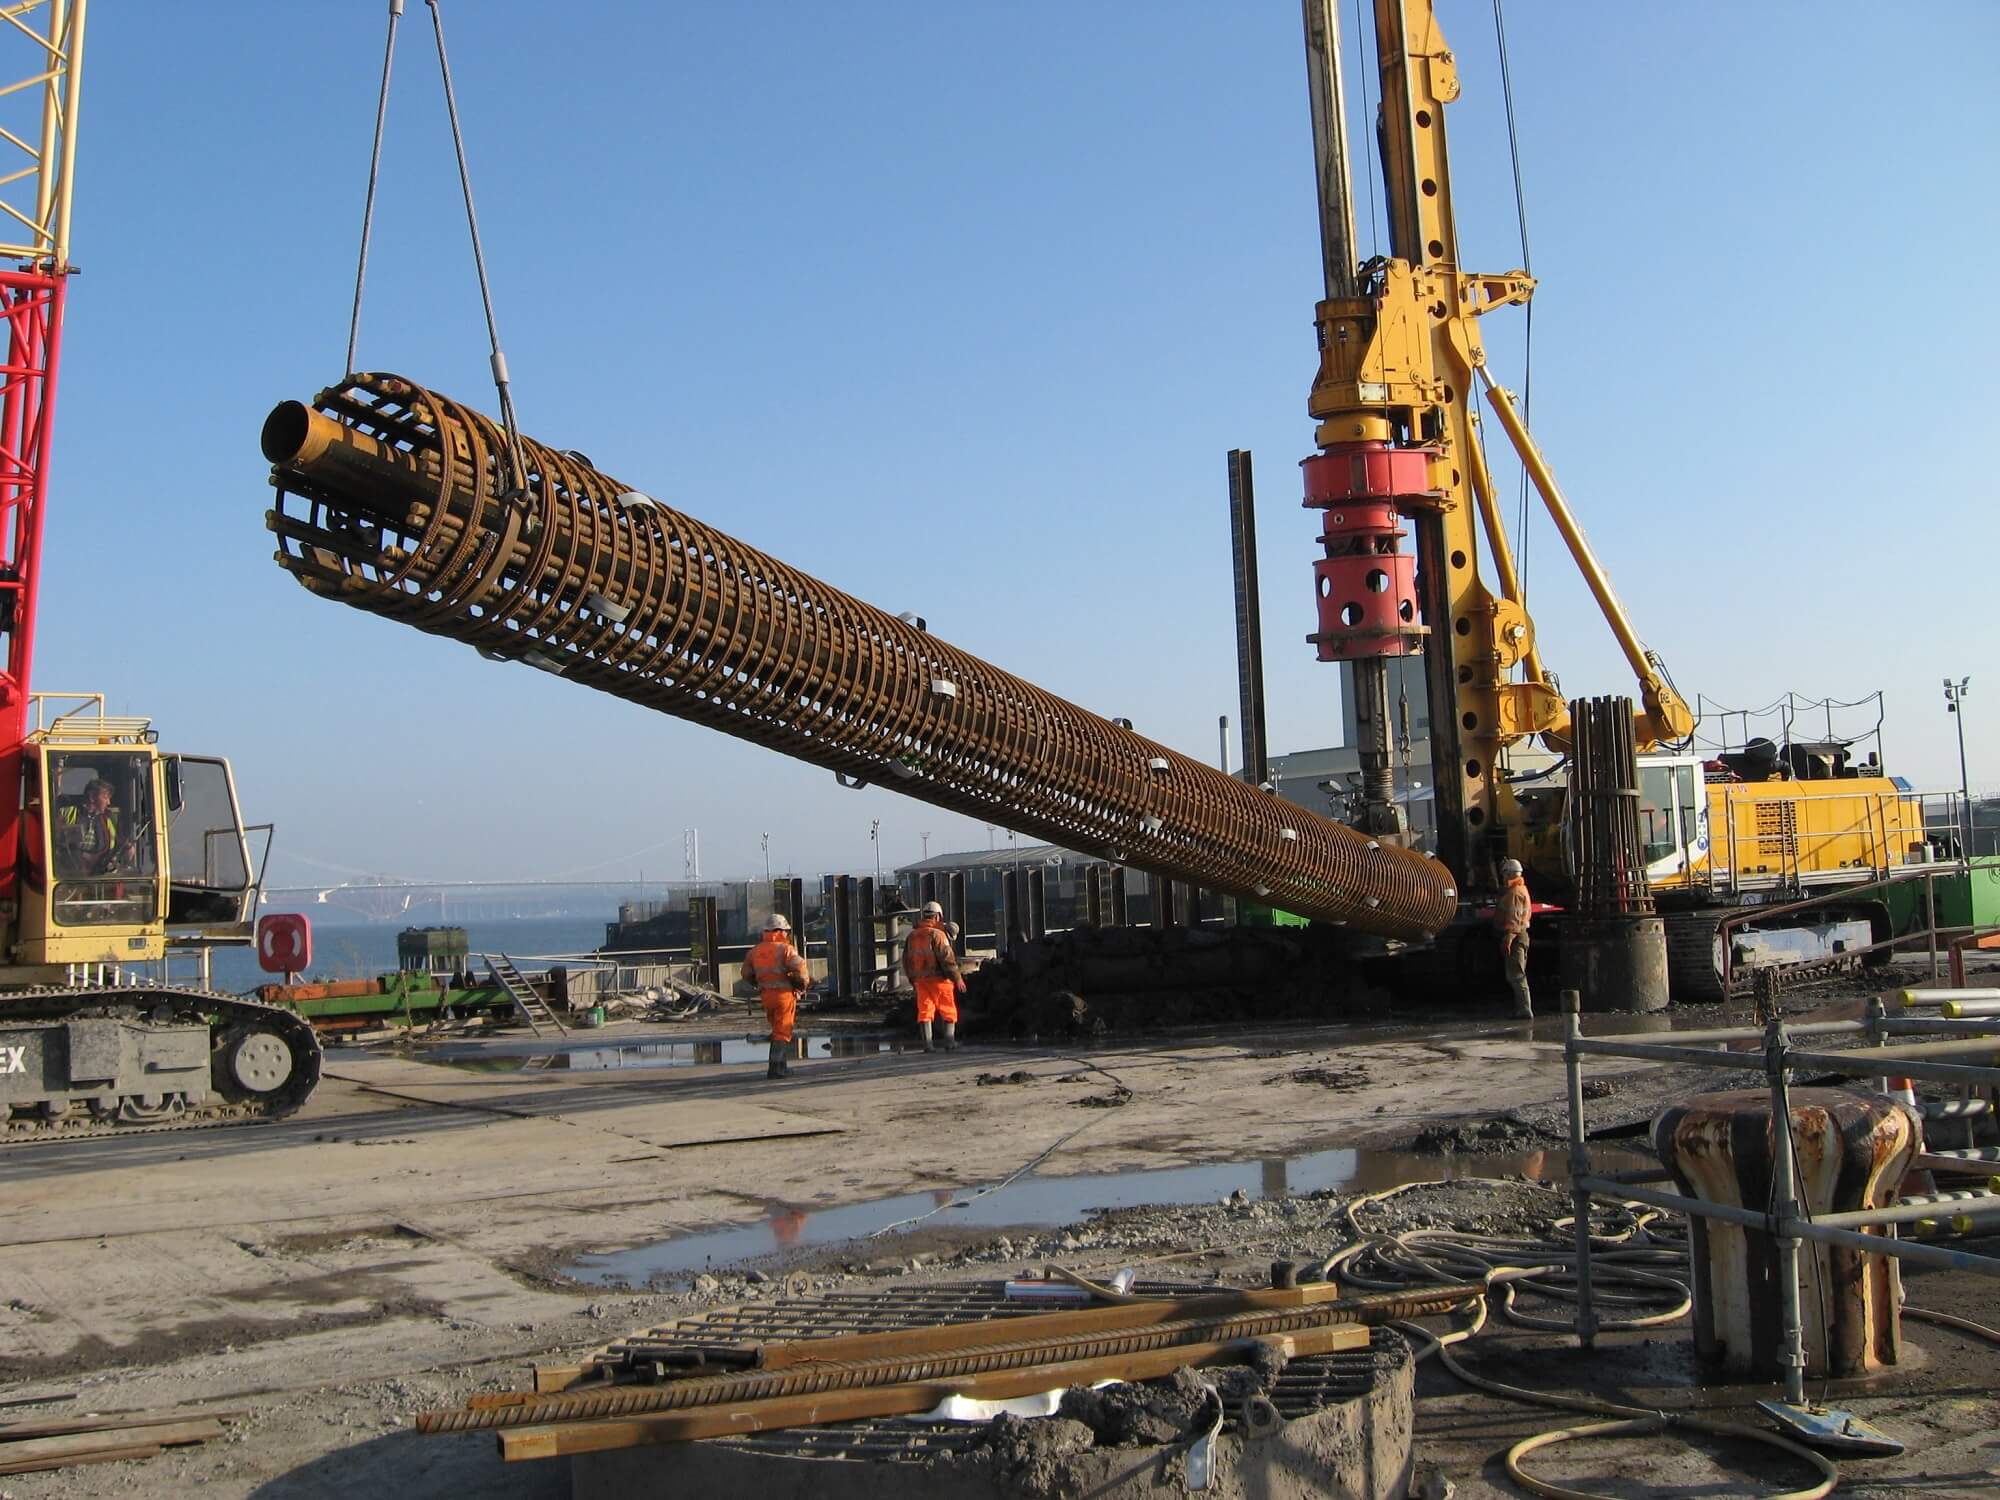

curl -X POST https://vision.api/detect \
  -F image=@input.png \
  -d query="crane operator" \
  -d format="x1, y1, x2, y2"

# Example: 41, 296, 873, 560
55, 779, 133, 878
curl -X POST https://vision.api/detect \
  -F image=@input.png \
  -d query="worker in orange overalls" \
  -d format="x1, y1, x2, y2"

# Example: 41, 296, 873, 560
741, 913, 811, 1080
1495, 857, 1533, 1019
901, 900, 965, 1052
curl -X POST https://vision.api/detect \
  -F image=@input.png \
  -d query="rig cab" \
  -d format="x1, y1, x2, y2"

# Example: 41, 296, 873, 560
7, 694, 261, 983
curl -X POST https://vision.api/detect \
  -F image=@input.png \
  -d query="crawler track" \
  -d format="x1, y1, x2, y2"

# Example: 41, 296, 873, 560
0, 987, 322, 1146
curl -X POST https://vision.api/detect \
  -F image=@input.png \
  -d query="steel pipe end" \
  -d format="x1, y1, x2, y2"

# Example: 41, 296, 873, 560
260, 400, 321, 466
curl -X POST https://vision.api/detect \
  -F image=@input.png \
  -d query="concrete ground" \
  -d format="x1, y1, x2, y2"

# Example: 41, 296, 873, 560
1, 971, 1995, 1497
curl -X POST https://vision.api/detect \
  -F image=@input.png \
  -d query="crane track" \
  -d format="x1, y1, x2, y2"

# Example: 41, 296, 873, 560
0, 986, 323, 1148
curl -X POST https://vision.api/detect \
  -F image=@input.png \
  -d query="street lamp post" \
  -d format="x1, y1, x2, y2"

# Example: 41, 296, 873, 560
761, 831, 771, 883
921, 831, 931, 860
1946, 677, 1973, 856
871, 818, 882, 884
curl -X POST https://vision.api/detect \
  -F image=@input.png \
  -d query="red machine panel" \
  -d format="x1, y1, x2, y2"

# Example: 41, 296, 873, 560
1302, 444, 1429, 662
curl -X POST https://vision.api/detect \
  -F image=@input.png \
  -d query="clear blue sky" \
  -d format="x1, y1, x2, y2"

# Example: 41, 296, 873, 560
32, 2, 1995, 885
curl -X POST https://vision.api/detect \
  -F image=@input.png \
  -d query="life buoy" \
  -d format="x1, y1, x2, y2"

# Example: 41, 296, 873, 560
256, 913, 312, 973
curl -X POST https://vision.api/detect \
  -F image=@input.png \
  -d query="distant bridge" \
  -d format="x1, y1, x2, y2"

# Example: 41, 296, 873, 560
259, 879, 667, 925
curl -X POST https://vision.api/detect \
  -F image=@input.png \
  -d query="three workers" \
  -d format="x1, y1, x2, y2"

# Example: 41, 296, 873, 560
741, 913, 811, 1080
1495, 856, 1534, 1018
901, 899, 966, 1052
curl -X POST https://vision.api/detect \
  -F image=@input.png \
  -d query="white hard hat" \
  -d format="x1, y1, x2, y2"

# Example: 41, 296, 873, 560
766, 913, 792, 932
922, 900, 944, 916
1499, 859, 1523, 877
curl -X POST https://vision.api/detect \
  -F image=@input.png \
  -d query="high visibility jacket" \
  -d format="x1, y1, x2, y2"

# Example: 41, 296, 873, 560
901, 918, 961, 983
57, 804, 120, 873
742, 933, 809, 993
1496, 878, 1532, 939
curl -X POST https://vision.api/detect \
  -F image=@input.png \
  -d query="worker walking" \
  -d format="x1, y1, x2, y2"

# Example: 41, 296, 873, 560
901, 900, 965, 1052
1496, 857, 1533, 1018
741, 914, 811, 1080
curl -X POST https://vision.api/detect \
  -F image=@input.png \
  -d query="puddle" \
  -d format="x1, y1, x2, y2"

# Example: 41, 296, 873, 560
436, 1033, 908, 1072
566, 1142, 1653, 1287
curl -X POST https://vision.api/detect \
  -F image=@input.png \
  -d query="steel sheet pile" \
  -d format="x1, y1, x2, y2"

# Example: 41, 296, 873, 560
261, 374, 1457, 939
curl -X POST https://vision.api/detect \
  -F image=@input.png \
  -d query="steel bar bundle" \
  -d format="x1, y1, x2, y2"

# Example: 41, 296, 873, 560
1565, 695, 1653, 916
261, 374, 1459, 938
414, 1281, 1472, 1458
415, 1281, 1470, 1436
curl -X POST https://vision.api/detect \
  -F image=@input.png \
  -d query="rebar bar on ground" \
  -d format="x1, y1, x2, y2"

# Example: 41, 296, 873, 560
262, 374, 1461, 938
414, 1283, 1478, 1434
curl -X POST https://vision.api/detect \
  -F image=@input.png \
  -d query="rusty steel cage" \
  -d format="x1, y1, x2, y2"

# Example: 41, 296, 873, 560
262, 374, 1459, 940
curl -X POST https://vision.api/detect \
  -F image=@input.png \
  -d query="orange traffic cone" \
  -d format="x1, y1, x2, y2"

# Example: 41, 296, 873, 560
1885, 1077, 1936, 1199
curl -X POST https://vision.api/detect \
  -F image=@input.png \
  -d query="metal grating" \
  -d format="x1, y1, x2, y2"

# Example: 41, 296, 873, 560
1754, 800, 1798, 858
589, 1281, 1211, 1378
711, 1328, 1407, 1464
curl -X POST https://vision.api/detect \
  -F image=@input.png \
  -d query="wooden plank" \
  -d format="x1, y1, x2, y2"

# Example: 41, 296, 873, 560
0, 1392, 75, 1411
0, 1407, 242, 1442
0, 1419, 223, 1465
500, 1325, 1366, 1460
0, 1442, 164, 1476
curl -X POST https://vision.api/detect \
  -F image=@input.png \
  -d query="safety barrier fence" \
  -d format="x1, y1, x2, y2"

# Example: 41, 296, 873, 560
1562, 988, 2000, 1406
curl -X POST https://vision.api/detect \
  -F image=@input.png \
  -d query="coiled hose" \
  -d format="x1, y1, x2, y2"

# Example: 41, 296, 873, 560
1313, 1178, 1837, 1500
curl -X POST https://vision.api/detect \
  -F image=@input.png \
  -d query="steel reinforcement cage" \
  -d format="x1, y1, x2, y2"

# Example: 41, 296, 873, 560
261, 374, 1459, 940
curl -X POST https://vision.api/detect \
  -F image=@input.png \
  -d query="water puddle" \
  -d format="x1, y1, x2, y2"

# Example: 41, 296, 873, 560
435, 1033, 908, 1073
566, 1142, 1653, 1287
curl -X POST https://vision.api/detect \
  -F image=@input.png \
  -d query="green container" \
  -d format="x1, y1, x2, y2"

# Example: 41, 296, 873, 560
398, 925, 469, 972
1883, 857, 2000, 935
579, 1005, 607, 1029
1235, 899, 1312, 929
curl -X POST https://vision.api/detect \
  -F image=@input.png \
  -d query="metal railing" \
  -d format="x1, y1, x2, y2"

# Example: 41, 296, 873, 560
1705, 783, 1939, 900
1562, 991, 2000, 1407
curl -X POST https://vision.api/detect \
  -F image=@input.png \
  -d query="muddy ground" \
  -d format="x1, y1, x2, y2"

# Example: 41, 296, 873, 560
1, 960, 1996, 1498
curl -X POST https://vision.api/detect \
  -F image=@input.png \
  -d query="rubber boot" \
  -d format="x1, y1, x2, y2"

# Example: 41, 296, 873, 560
919, 1021, 934, 1054
941, 1022, 959, 1052
767, 1040, 788, 1079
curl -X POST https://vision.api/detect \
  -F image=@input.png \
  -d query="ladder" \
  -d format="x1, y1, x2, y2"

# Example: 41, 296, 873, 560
486, 952, 569, 1037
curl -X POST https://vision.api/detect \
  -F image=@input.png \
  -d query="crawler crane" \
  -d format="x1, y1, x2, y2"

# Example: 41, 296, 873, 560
0, 2, 320, 1142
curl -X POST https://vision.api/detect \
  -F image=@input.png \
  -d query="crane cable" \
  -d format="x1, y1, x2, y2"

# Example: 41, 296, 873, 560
344, 0, 402, 378
344, 0, 531, 498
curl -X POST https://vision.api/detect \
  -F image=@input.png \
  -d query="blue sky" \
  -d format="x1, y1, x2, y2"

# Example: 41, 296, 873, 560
30, 2, 1995, 885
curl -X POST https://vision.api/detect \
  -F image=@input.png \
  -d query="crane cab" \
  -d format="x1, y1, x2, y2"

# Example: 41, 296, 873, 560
9, 698, 259, 978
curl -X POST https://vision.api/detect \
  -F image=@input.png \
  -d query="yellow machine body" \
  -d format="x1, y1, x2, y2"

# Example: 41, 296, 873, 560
6, 696, 259, 981
1653, 769, 1928, 899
